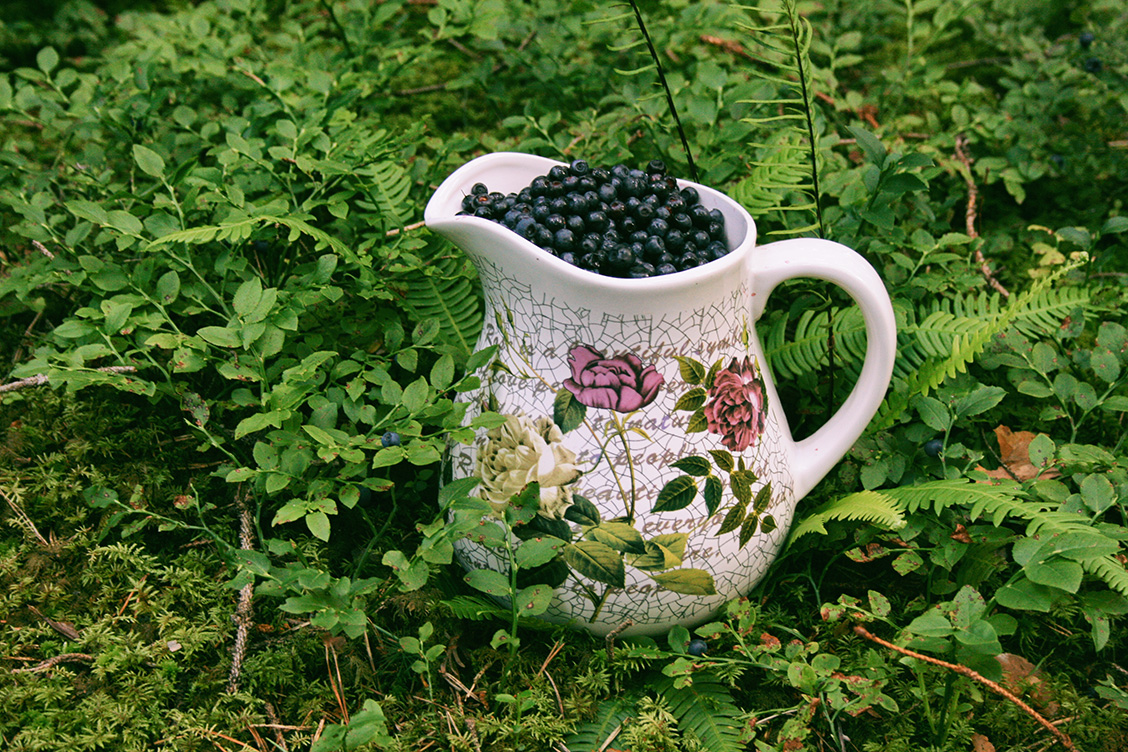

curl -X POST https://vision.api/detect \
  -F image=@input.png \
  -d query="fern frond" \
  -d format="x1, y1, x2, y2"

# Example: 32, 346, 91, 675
788, 490, 907, 546
564, 695, 636, 752
762, 305, 867, 381
876, 479, 1128, 597
653, 673, 745, 752
1085, 557, 1128, 597
401, 238, 483, 360
732, 0, 825, 235
357, 160, 412, 228
439, 595, 509, 621
872, 267, 1079, 430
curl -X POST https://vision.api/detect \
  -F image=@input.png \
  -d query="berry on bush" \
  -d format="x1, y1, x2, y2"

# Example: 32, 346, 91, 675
1083, 57, 1102, 73
457, 159, 731, 278
1079, 31, 1095, 49
687, 639, 708, 657
923, 438, 943, 458
381, 431, 401, 447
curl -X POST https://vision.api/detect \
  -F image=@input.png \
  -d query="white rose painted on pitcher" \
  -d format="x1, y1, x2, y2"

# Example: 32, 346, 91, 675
476, 412, 581, 520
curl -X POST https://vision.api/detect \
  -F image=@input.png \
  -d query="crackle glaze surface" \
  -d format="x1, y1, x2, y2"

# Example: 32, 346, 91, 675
425, 152, 897, 637
448, 255, 795, 635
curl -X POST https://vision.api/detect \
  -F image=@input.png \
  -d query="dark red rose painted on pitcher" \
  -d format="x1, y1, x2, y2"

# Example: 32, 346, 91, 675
703, 356, 767, 453
563, 344, 664, 413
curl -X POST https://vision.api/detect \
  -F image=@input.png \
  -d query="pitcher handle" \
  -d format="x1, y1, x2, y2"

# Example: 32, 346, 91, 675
747, 238, 897, 500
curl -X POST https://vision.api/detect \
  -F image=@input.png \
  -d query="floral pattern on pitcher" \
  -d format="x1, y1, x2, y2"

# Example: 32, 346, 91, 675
464, 335, 783, 623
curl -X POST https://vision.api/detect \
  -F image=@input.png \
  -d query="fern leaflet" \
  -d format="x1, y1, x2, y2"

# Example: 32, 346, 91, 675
787, 490, 907, 546
653, 672, 745, 752
564, 694, 636, 752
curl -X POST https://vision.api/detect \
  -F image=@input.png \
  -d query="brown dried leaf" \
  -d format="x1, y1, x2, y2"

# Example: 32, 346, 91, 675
976, 425, 1059, 482
972, 733, 996, 752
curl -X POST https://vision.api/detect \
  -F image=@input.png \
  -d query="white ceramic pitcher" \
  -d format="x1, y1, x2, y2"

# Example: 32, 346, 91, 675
424, 152, 896, 636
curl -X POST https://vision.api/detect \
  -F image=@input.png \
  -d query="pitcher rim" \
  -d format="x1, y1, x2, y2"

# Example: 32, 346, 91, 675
424, 151, 758, 292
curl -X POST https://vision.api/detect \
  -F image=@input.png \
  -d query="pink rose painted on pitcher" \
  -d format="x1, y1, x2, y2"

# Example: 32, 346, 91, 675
563, 344, 664, 413
703, 356, 768, 453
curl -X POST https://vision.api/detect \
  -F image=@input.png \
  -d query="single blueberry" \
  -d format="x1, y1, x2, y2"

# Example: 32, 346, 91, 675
687, 639, 708, 657
923, 439, 943, 458
1083, 57, 1102, 73
1079, 31, 1095, 48
381, 431, 401, 447
514, 216, 538, 239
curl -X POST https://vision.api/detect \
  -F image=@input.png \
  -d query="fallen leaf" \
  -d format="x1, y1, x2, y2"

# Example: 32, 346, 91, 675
972, 733, 996, 752
976, 425, 1059, 482
996, 653, 1057, 712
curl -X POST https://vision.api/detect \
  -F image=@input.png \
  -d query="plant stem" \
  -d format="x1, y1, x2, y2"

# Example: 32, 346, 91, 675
784, 0, 825, 237
626, 0, 697, 182
612, 413, 638, 522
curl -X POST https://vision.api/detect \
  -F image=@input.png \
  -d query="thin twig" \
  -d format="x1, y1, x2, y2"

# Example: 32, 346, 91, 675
627, 0, 697, 181
604, 619, 634, 665
853, 625, 1077, 751
262, 701, 289, 752
1, 488, 48, 545
0, 366, 137, 394
11, 653, 94, 673
954, 134, 1009, 297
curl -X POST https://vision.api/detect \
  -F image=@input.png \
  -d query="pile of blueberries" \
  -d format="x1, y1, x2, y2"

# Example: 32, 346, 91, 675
458, 159, 731, 278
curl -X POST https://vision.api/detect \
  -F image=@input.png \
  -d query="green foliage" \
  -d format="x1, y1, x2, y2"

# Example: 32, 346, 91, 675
2, 0, 1128, 749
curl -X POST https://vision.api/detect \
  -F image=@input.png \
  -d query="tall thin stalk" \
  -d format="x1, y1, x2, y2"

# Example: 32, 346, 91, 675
627, 0, 698, 182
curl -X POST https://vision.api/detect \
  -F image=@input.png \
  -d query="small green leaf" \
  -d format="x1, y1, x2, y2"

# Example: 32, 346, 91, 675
730, 470, 755, 504
430, 354, 455, 390
952, 386, 1007, 419
515, 536, 566, 568
892, 549, 923, 575
306, 511, 331, 541
515, 584, 554, 615
686, 408, 708, 432
232, 277, 264, 318
674, 387, 708, 412
652, 475, 698, 513
650, 533, 687, 561
995, 577, 1055, 612
675, 355, 706, 385
465, 568, 511, 596
670, 456, 711, 477
907, 609, 952, 637
587, 522, 647, 555
132, 144, 166, 178
564, 494, 601, 526
867, 590, 892, 618
1024, 558, 1083, 593
562, 541, 625, 588
717, 504, 746, 535
752, 482, 773, 513
553, 387, 587, 433
401, 377, 429, 412
197, 326, 242, 348
703, 475, 723, 515
738, 514, 759, 547
37, 46, 59, 74
650, 568, 717, 595
708, 449, 734, 472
